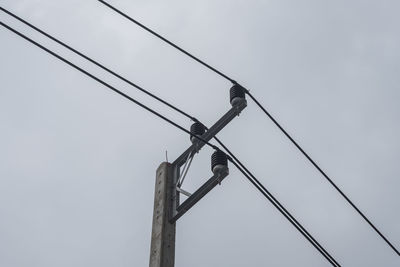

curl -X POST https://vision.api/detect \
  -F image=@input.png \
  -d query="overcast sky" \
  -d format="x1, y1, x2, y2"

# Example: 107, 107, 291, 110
1, 0, 400, 266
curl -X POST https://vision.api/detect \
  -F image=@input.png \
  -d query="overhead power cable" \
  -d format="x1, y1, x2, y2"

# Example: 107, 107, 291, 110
245, 92, 400, 257
229, 160, 340, 266
0, 20, 339, 265
97, 0, 236, 84
216, 138, 340, 266
97, 0, 400, 256
0, 6, 197, 123
0, 21, 218, 152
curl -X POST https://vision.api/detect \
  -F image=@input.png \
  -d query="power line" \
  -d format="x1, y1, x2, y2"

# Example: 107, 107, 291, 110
1, 0, 394, 261
0, 20, 218, 152
96, 1, 400, 256
246, 91, 400, 257
97, 0, 236, 84
228, 160, 340, 266
0, 6, 196, 123
215, 137, 340, 266
0, 20, 339, 265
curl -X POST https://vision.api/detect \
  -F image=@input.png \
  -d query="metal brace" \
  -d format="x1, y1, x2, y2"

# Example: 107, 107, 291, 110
170, 98, 247, 223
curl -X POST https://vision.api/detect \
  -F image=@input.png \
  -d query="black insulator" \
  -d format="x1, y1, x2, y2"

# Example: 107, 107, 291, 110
211, 150, 228, 174
230, 84, 246, 106
190, 122, 206, 143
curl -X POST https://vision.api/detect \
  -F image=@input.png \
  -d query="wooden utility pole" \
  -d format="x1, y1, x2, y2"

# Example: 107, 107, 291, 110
149, 162, 176, 267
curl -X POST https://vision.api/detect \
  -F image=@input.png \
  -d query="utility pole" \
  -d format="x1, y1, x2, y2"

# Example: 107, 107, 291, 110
149, 85, 247, 267
149, 163, 175, 267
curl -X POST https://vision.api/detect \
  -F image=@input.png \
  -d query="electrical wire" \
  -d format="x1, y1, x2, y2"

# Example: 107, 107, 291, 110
0, 6, 197, 123
227, 155, 340, 267
0, 21, 218, 152
97, 0, 236, 84
214, 137, 340, 266
96, 1, 400, 256
246, 91, 400, 257
0, 20, 339, 265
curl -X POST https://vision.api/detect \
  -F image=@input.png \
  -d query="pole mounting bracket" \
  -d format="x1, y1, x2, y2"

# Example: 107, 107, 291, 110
169, 98, 247, 223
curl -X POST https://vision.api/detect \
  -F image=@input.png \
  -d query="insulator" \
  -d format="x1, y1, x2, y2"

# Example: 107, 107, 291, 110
211, 150, 228, 174
190, 122, 206, 143
230, 84, 246, 106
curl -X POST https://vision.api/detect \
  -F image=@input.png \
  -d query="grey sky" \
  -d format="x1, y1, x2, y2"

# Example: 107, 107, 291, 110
1, 0, 399, 266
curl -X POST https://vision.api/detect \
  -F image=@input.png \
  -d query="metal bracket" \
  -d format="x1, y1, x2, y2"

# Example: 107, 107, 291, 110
177, 152, 194, 188
169, 98, 247, 223
176, 187, 192, 197
170, 166, 229, 223
173, 98, 247, 168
